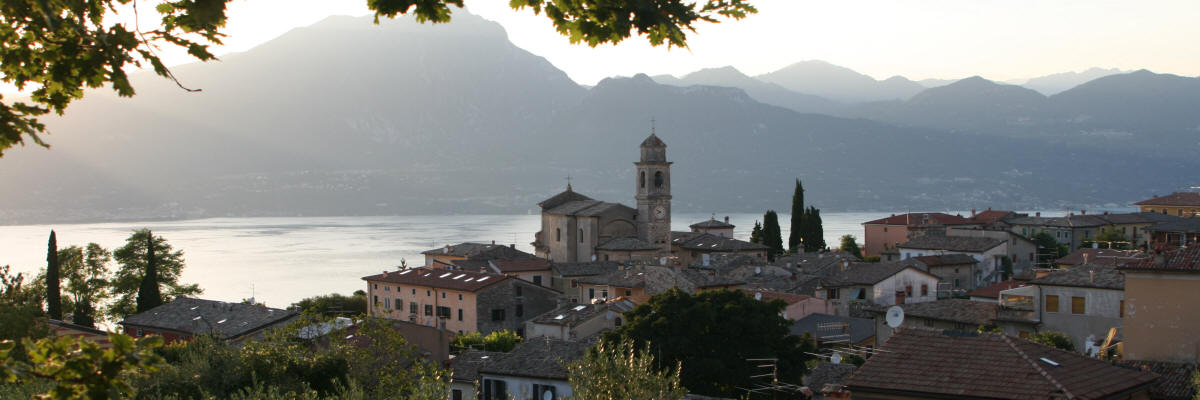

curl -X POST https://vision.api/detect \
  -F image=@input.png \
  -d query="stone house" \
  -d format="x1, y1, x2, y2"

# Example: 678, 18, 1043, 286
860, 212, 973, 257
422, 242, 537, 268
1144, 219, 1200, 251
868, 299, 1039, 347
816, 260, 942, 316
946, 228, 1039, 272
573, 264, 744, 303
477, 337, 594, 400
896, 234, 1007, 287
362, 267, 559, 336
669, 231, 768, 267
1055, 248, 1148, 269
689, 217, 735, 238
742, 288, 833, 321
1119, 246, 1200, 363
524, 299, 635, 340
844, 328, 1159, 400
1026, 264, 1125, 354
1134, 192, 1200, 218
911, 253, 979, 292
119, 297, 299, 345
549, 261, 622, 303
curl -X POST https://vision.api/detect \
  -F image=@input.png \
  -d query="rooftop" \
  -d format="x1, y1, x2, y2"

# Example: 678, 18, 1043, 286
421, 242, 536, 260
868, 298, 999, 326
477, 337, 595, 380
489, 258, 551, 273
1143, 218, 1200, 233
575, 265, 743, 294
671, 231, 768, 252
804, 362, 858, 396
845, 328, 1159, 399
912, 253, 980, 267
897, 235, 1004, 253
449, 350, 505, 383
863, 212, 972, 227
968, 280, 1028, 300
546, 200, 635, 217
740, 288, 814, 305
529, 299, 635, 326
1121, 246, 1200, 273
1029, 265, 1124, 290
119, 297, 299, 340
1119, 360, 1197, 400
363, 267, 510, 292
1134, 192, 1200, 207
537, 186, 593, 210
967, 209, 1016, 225
550, 261, 623, 277
1055, 248, 1147, 267
595, 236, 660, 251
689, 218, 735, 229
826, 260, 933, 287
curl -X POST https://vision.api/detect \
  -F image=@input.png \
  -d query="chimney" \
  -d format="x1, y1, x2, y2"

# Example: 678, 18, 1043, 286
971, 209, 977, 217
1036, 212, 1041, 217
443, 245, 450, 255
491, 240, 495, 245
1083, 253, 1089, 265
510, 244, 515, 249
1081, 209, 1087, 215
724, 216, 730, 223
1089, 270, 1095, 283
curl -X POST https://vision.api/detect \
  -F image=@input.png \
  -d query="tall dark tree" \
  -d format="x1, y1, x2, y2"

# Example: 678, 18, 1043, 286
802, 207, 827, 252
762, 210, 784, 260
749, 221, 763, 244
788, 179, 805, 253
45, 230, 61, 320
136, 230, 164, 313
839, 235, 863, 259
112, 229, 198, 320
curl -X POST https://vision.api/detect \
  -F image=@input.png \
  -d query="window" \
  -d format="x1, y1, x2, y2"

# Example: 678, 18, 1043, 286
482, 379, 507, 400
410, 302, 417, 314
533, 276, 542, 286
457, 293, 462, 300
373, 295, 378, 305
452, 389, 463, 400
579, 229, 584, 242
396, 300, 403, 310
384, 285, 390, 292
533, 384, 557, 400
1045, 295, 1059, 312
614, 317, 622, 327
516, 304, 524, 317
654, 171, 664, 187
883, 227, 888, 232
458, 308, 463, 321
556, 228, 561, 242
954, 268, 959, 274
1119, 300, 1125, 318
491, 309, 505, 321
601, 289, 609, 299
412, 288, 416, 295
437, 306, 451, 318
954, 278, 961, 288
424, 304, 433, 316
589, 288, 595, 299
427, 290, 431, 297
515, 286, 523, 297
640, 171, 646, 188
921, 284, 928, 296
571, 280, 578, 288
827, 288, 839, 299
625, 289, 632, 296
373, 283, 378, 289
441, 292, 445, 299
1071, 296, 1085, 314
905, 285, 913, 297
385, 298, 391, 309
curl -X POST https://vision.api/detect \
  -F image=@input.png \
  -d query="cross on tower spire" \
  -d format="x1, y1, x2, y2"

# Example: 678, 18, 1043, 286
650, 117, 656, 135
566, 175, 572, 191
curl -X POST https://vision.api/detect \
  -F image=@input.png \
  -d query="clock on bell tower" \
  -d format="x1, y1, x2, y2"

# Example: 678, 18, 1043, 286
635, 131, 672, 255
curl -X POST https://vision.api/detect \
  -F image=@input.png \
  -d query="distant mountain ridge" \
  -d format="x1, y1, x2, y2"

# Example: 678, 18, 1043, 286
0, 12, 1195, 225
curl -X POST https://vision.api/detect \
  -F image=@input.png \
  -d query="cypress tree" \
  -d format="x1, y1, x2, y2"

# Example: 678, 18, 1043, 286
762, 210, 784, 260
749, 221, 763, 244
46, 230, 62, 320
803, 207, 827, 252
788, 179, 805, 253
73, 295, 96, 328
136, 230, 163, 313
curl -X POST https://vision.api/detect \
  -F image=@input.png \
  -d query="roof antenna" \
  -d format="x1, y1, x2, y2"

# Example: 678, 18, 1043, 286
651, 116, 656, 135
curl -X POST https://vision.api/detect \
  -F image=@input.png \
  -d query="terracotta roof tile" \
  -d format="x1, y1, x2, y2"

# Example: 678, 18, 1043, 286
863, 212, 972, 226
1134, 192, 1200, 207
898, 235, 1005, 253
489, 258, 550, 273
1055, 248, 1148, 267
1029, 265, 1124, 290
362, 267, 510, 292
1121, 246, 1200, 273
968, 280, 1028, 299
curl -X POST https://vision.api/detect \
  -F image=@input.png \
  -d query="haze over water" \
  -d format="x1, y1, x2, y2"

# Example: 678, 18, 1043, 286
1, 212, 904, 309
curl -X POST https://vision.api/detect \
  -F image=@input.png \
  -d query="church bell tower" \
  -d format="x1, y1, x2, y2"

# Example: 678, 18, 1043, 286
635, 131, 672, 254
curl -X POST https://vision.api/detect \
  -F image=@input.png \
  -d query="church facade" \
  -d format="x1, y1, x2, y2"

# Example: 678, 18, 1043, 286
532, 134, 673, 263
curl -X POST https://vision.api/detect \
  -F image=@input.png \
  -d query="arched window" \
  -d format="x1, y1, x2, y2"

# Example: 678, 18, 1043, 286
579, 229, 584, 242
556, 228, 561, 242
640, 171, 646, 188
654, 171, 664, 188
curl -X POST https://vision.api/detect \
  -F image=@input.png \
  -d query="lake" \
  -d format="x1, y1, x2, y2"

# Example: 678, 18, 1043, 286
1, 212, 935, 309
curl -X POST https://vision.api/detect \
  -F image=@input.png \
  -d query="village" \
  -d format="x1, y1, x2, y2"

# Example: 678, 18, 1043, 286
35, 134, 1199, 400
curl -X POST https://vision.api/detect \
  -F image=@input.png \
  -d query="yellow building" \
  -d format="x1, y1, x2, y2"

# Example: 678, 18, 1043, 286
1134, 192, 1200, 218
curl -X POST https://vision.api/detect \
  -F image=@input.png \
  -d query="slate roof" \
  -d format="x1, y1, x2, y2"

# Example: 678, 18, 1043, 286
867, 298, 999, 326
1121, 246, 1200, 273
595, 236, 659, 251
550, 261, 622, 277
1055, 248, 1147, 267
967, 280, 1028, 300
537, 187, 593, 210
826, 260, 933, 287
575, 265, 743, 294
477, 337, 595, 380
774, 252, 859, 277
421, 242, 536, 260
689, 218, 735, 229
119, 297, 299, 340
897, 235, 1004, 253
1135, 192, 1200, 207
1119, 360, 1197, 400
912, 253, 979, 266
739, 273, 834, 296
363, 267, 510, 292
1029, 265, 1124, 290
862, 213, 972, 226
671, 231, 768, 252
529, 300, 635, 326
450, 350, 505, 383
1143, 218, 1200, 233
640, 133, 666, 147
546, 200, 635, 217
740, 288, 814, 305
845, 328, 1160, 399
1098, 211, 1182, 224
804, 363, 858, 395
791, 313, 875, 344
489, 258, 551, 273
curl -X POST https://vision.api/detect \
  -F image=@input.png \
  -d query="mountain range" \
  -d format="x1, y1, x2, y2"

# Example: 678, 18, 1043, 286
1, 12, 1196, 224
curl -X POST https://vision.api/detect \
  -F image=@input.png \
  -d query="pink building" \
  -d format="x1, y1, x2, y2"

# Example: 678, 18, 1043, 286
862, 213, 973, 257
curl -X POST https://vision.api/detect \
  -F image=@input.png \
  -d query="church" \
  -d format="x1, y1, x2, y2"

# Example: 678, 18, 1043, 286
532, 133, 768, 264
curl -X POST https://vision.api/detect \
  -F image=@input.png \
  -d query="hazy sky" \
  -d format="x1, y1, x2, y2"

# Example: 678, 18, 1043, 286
8, 0, 1200, 89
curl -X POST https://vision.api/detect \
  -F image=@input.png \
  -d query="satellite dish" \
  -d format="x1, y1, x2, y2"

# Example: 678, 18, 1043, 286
754, 292, 763, 301
543, 391, 553, 400
885, 306, 905, 328
831, 352, 843, 364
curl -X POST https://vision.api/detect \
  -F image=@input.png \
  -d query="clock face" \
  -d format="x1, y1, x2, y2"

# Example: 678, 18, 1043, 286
654, 205, 667, 219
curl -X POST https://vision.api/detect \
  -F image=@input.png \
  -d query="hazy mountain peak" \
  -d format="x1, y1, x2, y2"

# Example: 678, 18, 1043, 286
1017, 67, 1127, 95
756, 60, 925, 102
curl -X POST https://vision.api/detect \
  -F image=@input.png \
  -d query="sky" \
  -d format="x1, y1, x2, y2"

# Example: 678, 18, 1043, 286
6, 0, 1200, 89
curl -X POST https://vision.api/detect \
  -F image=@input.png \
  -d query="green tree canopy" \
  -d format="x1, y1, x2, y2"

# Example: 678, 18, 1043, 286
762, 210, 784, 260
1029, 331, 1075, 352
109, 229, 200, 320
602, 289, 811, 397
749, 220, 763, 244
788, 179, 805, 252
802, 206, 826, 252
0, 265, 48, 342
45, 230, 61, 320
291, 292, 368, 316
566, 338, 686, 400
0, 0, 756, 156
1031, 231, 1065, 267
839, 234, 863, 259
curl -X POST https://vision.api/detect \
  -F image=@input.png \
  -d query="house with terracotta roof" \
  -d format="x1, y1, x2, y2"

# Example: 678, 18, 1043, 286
119, 297, 300, 345
48, 319, 113, 349
816, 260, 942, 316
844, 328, 1159, 399
967, 280, 1028, 303
689, 216, 735, 238
1055, 248, 1147, 269
1135, 192, 1200, 218
670, 231, 768, 266
868, 298, 1039, 346
363, 267, 559, 336
861, 212, 974, 257
1144, 219, 1200, 251
742, 288, 833, 320
1119, 246, 1200, 363
1026, 265, 1126, 354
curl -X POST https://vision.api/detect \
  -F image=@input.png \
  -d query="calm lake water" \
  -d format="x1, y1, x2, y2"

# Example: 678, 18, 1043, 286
1, 212, 936, 309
